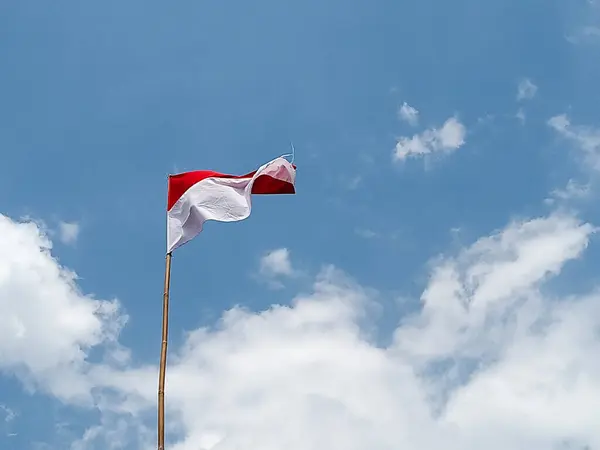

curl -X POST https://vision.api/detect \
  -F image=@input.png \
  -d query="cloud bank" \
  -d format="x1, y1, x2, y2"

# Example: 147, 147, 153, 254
1, 210, 600, 449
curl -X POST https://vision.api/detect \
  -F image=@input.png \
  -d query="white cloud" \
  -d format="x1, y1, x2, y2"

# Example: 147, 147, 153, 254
549, 114, 600, 171
393, 116, 466, 161
517, 78, 538, 101
340, 175, 362, 190
566, 26, 600, 44
0, 404, 15, 423
355, 228, 378, 239
398, 102, 419, 126
137, 212, 598, 450
3, 212, 600, 449
258, 248, 296, 288
0, 215, 125, 404
58, 221, 80, 245
548, 114, 570, 132
0, 404, 17, 439
260, 248, 294, 277
394, 214, 595, 362
545, 179, 591, 205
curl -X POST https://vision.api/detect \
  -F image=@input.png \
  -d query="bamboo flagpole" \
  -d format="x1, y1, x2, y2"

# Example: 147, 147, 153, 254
158, 251, 172, 450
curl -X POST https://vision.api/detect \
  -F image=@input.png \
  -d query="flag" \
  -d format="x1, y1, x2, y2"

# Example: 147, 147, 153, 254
167, 156, 296, 252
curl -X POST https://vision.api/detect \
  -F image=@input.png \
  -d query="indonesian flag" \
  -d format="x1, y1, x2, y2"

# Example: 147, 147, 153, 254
167, 156, 296, 253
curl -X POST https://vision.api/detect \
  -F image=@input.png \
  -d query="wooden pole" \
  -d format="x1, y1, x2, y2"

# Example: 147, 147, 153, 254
158, 251, 172, 450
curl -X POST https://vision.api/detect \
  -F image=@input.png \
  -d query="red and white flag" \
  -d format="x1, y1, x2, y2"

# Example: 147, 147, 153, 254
167, 156, 296, 252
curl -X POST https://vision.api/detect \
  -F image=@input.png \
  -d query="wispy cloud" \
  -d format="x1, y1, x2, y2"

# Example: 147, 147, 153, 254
355, 228, 378, 239
545, 179, 591, 205
398, 102, 419, 126
393, 116, 466, 161
58, 221, 80, 245
340, 175, 362, 190
517, 78, 538, 101
0, 404, 15, 423
566, 25, 600, 44
548, 114, 600, 170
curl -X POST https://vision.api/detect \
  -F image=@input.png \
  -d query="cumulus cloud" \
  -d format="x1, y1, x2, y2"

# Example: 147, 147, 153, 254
257, 248, 296, 288
0, 215, 125, 404
58, 221, 80, 245
260, 248, 294, 277
398, 102, 419, 126
2, 212, 600, 449
136, 212, 598, 450
393, 116, 466, 161
517, 78, 538, 101
394, 214, 595, 362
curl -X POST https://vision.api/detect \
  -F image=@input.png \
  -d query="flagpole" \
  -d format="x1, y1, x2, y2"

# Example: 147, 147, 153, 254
158, 250, 172, 450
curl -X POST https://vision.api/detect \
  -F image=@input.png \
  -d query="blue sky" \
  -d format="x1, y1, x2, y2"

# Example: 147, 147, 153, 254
2, 0, 600, 449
